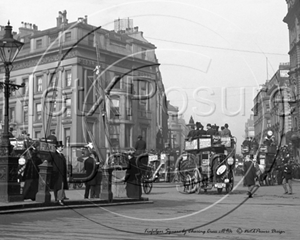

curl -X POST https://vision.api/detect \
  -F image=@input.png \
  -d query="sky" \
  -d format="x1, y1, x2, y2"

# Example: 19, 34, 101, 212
0, 0, 290, 150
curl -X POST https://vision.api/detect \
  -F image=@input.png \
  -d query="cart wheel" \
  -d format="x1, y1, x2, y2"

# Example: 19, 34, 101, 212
217, 188, 223, 194
184, 174, 193, 194
142, 177, 153, 194
226, 174, 234, 193
226, 179, 234, 193
193, 168, 202, 194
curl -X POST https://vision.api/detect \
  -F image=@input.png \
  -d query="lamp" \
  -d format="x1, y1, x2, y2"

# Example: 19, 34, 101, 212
0, 21, 25, 156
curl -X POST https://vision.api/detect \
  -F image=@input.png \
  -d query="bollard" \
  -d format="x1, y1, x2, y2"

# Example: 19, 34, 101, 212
35, 160, 52, 203
100, 168, 113, 202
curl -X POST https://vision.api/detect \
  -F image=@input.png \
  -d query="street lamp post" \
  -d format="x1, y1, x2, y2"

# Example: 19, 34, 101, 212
0, 22, 25, 202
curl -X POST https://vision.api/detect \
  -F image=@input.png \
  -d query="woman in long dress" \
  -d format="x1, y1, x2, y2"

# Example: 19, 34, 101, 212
22, 150, 42, 201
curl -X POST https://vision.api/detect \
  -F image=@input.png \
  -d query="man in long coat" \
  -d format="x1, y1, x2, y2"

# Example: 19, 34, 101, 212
48, 141, 69, 204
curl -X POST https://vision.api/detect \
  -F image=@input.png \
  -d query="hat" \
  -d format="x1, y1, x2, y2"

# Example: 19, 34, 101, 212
207, 123, 211, 127
138, 135, 142, 139
196, 122, 203, 127
56, 141, 64, 147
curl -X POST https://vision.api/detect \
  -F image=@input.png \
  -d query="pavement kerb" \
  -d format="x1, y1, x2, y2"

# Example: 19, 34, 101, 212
0, 198, 153, 214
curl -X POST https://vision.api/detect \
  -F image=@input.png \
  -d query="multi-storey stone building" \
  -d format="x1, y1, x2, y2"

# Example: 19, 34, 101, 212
0, 11, 168, 164
283, 1, 300, 160
253, 63, 292, 145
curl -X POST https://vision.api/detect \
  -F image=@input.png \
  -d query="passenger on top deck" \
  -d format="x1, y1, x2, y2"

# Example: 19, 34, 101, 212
186, 125, 196, 140
220, 123, 232, 138
194, 122, 206, 138
206, 124, 215, 136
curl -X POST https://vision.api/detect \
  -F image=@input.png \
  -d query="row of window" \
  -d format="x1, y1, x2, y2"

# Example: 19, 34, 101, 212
36, 32, 72, 49
6, 70, 72, 97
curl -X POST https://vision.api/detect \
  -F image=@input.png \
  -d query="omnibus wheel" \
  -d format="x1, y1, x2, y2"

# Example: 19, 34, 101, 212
143, 179, 153, 194
184, 174, 193, 194
193, 168, 202, 194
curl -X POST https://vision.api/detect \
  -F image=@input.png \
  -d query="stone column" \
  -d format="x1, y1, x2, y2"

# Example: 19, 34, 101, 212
0, 156, 23, 202
35, 160, 52, 203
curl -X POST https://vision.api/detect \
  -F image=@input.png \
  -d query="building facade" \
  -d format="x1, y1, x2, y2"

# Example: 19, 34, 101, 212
244, 114, 255, 139
167, 101, 186, 154
0, 12, 168, 164
253, 63, 292, 145
283, 1, 300, 161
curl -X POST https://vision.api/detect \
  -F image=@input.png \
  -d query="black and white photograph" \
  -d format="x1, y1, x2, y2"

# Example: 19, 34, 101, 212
0, 0, 299, 239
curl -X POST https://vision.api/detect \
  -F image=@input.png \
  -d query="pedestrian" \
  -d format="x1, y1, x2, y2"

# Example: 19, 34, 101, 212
282, 159, 293, 194
243, 155, 258, 198
48, 141, 69, 205
84, 143, 102, 198
9, 127, 14, 138
156, 128, 164, 152
124, 149, 142, 199
135, 135, 146, 155
22, 148, 43, 201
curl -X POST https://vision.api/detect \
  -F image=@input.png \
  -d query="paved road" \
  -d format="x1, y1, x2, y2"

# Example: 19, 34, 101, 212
0, 176, 299, 240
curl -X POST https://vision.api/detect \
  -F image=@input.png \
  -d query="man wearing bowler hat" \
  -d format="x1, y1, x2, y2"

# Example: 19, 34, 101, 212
48, 141, 69, 205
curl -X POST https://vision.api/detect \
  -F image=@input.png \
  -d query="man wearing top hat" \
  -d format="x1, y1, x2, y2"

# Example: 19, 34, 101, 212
48, 140, 69, 205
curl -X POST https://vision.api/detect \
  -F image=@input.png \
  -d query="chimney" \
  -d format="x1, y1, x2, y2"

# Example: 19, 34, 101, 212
84, 15, 88, 24
57, 16, 62, 27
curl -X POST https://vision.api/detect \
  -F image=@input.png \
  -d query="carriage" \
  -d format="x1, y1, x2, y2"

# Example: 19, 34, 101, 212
175, 135, 236, 194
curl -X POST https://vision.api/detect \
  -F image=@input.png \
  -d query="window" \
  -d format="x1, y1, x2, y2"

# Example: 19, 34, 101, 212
23, 106, 28, 123
65, 32, 71, 42
141, 48, 147, 59
0, 108, 2, 123
35, 131, 41, 139
50, 72, 57, 88
36, 76, 43, 92
64, 128, 71, 147
139, 80, 147, 106
23, 78, 29, 95
110, 97, 120, 119
65, 70, 72, 87
9, 107, 15, 122
125, 125, 132, 148
113, 74, 121, 89
36, 103, 42, 121
65, 98, 71, 117
88, 34, 94, 46
36, 39, 42, 49
125, 97, 132, 120
109, 125, 120, 148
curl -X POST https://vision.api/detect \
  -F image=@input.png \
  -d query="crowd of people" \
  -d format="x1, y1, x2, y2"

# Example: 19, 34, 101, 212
186, 122, 232, 140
